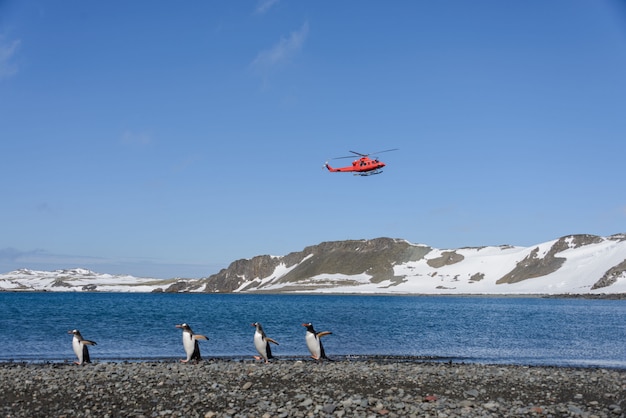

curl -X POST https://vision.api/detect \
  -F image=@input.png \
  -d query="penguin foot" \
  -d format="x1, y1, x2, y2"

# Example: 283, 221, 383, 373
180, 359, 189, 363
253, 355, 262, 361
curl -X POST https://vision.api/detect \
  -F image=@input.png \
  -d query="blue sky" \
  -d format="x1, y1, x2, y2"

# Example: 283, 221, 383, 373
1, 1, 625, 278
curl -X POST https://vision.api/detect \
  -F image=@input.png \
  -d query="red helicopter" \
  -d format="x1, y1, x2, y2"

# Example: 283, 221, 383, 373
324, 149, 398, 176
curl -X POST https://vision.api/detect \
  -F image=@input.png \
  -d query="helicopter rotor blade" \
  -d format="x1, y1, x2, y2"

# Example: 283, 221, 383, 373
331, 148, 399, 160
349, 150, 368, 157
368, 148, 399, 155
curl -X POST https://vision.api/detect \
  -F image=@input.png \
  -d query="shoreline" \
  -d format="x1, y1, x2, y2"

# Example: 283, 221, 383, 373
2, 359, 624, 417
1, 354, 625, 371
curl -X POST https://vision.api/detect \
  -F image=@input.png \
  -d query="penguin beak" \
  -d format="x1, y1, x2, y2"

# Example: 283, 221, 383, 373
175, 324, 183, 329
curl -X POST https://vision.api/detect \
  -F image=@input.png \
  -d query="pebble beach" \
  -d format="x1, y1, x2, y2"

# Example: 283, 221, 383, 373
1, 358, 624, 417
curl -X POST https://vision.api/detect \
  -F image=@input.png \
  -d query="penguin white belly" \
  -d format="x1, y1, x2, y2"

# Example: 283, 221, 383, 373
254, 331, 267, 358
72, 337, 83, 363
182, 332, 196, 360
305, 332, 321, 359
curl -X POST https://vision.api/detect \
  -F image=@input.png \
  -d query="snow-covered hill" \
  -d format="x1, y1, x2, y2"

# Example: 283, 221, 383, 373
200, 234, 626, 295
1, 234, 625, 295
0, 268, 197, 293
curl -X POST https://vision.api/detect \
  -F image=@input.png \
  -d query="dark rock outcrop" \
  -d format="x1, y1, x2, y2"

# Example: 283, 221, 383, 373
496, 234, 601, 285
201, 238, 431, 292
592, 259, 626, 290
427, 251, 464, 268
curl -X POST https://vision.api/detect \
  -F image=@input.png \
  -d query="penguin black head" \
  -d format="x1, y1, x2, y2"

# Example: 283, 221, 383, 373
68, 329, 81, 336
175, 323, 192, 332
302, 323, 315, 333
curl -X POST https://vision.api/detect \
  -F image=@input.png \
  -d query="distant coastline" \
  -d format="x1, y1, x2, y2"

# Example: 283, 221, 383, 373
1, 289, 625, 299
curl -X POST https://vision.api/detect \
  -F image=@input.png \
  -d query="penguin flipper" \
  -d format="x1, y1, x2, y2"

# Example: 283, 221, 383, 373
317, 331, 332, 338
266, 337, 279, 345
190, 340, 202, 361
266, 342, 274, 360
83, 340, 97, 346
82, 345, 91, 364
193, 335, 208, 341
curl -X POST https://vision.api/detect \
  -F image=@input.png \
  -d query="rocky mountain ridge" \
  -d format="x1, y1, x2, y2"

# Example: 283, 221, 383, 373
1, 234, 625, 295
195, 234, 626, 294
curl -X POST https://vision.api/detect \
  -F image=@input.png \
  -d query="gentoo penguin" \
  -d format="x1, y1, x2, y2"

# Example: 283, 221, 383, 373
302, 322, 332, 361
67, 329, 97, 365
251, 322, 279, 363
175, 323, 208, 363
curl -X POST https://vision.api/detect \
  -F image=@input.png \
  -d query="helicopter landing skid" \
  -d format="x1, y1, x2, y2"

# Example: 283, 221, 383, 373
355, 169, 383, 176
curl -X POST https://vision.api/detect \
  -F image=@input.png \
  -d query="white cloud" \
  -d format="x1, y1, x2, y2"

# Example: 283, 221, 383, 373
251, 21, 309, 77
256, 0, 280, 14
171, 155, 201, 173
0, 36, 21, 80
0, 247, 44, 263
121, 130, 152, 146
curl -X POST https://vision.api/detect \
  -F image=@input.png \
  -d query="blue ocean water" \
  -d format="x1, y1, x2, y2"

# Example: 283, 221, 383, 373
0, 293, 624, 368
